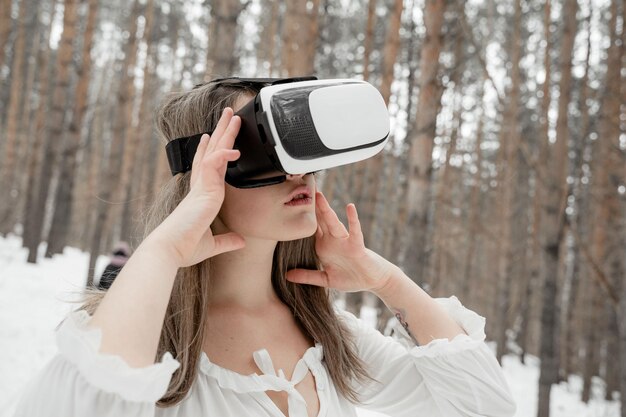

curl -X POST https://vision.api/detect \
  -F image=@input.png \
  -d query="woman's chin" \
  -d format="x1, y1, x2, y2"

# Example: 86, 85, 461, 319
278, 223, 318, 241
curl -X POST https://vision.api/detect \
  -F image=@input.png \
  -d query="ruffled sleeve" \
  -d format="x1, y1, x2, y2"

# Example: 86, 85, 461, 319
338, 296, 516, 417
13, 309, 181, 417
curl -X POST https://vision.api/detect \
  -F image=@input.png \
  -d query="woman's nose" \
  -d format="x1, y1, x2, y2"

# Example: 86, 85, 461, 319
286, 173, 305, 181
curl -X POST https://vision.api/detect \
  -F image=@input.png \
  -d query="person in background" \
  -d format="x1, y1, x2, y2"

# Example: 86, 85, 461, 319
96, 241, 131, 290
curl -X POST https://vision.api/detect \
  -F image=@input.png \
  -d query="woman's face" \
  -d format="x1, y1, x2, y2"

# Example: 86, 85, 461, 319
214, 94, 318, 242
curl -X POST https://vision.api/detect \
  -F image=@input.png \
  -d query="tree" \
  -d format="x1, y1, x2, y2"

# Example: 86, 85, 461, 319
22, 0, 58, 262
537, 0, 578, 414
117, 0, 156, 243
0, 0, 30, 233
0, 0, 14, 72
362, 0, 376, 82
23, 0, 80, 261
361, 0, 404, 247
495, 0, 523, 364
402, 0, 447, 285
86, 0, 141, 285
281, 0, 321, 77
46, 0, 99, 256
205, 0, 248, 79
595, 0, 624, 410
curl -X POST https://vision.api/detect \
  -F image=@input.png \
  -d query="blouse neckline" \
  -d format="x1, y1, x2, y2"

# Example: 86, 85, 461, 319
198, 343, 328, 417
198, 342, 324, 385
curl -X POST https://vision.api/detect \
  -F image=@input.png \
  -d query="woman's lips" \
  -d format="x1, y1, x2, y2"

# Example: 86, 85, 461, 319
284, 197, 313, 206
284, 185, 312, 203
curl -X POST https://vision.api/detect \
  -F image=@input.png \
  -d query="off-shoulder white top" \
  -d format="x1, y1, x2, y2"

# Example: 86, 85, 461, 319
13, 296, 516, 417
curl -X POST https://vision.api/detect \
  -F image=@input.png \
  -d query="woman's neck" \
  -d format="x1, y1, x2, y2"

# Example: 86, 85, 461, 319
207, 235, 281, 310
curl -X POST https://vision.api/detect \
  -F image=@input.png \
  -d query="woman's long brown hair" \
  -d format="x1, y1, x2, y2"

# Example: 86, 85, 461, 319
77, 80, 372, 406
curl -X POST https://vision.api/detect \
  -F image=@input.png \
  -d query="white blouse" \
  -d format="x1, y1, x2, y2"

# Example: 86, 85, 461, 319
13, 296, 516, 417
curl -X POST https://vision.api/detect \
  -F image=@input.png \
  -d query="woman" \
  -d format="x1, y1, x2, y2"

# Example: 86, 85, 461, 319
14, 78, 516, 417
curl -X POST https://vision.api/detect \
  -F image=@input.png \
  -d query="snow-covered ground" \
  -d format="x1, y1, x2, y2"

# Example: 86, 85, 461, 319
0, 234, 620, 417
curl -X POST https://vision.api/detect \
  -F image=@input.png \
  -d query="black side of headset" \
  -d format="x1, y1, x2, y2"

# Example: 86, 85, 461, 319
166, 76, 318, 179
224, 95, 287, 188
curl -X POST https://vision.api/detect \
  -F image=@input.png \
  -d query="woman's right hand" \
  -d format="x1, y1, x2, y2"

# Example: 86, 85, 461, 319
150, 107, 246, 268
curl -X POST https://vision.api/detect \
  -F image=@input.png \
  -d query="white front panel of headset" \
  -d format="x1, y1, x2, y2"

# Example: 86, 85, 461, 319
308, 83, 390, 150
258, 79, 390, 174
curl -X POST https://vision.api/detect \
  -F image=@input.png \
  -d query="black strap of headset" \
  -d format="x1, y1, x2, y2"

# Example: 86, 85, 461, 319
165, 133, 205, 175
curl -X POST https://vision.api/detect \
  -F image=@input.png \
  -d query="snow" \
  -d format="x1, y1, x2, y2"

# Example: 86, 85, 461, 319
0, 234, 620, 417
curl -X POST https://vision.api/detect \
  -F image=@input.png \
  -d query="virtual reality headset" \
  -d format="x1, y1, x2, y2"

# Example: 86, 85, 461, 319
165, 76, 390, 188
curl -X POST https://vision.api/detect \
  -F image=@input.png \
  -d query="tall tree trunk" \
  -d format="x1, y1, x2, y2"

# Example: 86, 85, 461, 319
378, 0, 402, 106
80, 75, 109, 252
267, 0, 279, 77
46, 0, 99, 256
257, 0, 279, 77
205, 0, 246, 79
403, 0, 420, 130
0, 0, 14, 73
118, 0, 156, 243
402, 0, 446, 284
381, 151, 401, 261
459, 0, 490, 305
619, 2, 626, 414
12, 0, 42, 231
24, 0, 79, 260
597, 0, 624, 407
361, 0, 403, 247
362, 0, 376, 81
0, 0, 29, 233
152, 8, 182, 195
135, 9, 163, 225
520, 0, 552, 363
22, 0, 58, 262
581, 253, 600, 403
281, 0, 320, 77
431, 23, 463, 296
86, 0, 141, 286
461, 99, 484, 304
563, 7, 592, 378
537, 0, 577, 414
306, 0, 321, 74
495, 0, 522, 364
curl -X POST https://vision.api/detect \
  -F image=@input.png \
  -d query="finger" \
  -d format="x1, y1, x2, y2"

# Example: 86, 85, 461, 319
346, 203, 363, 240
194, 133, 210, 167
317, 192, 348, 238
207, 107, 234, 153
191, 134, 210, 186
215, 114, 241, 151
315, 198, 329, 235
285, 268, 329, 287
203, 148, 241, 183
211, 232, 246, 256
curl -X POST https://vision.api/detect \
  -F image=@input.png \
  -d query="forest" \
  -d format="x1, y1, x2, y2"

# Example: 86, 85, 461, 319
0, 0, 624, 416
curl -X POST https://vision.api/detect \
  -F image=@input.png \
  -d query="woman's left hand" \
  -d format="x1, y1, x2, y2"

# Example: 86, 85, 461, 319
285, 191, 397, 293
